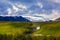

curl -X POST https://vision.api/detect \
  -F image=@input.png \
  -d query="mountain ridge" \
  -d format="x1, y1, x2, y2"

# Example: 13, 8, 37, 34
0, 16, 30, 22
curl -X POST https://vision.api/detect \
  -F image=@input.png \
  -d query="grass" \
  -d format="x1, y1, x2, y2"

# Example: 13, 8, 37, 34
0, 21, 60, 40
0, 21, 60, 36
32, 21, 60, 37
0, 22, 31, 35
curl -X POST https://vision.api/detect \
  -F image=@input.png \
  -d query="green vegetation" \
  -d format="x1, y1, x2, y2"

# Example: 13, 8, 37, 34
0, 21, 60, 40
32, 21, 60, 37
0, 22, 31, 35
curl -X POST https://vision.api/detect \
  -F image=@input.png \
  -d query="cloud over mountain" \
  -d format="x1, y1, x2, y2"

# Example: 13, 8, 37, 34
0, 0, 60, 22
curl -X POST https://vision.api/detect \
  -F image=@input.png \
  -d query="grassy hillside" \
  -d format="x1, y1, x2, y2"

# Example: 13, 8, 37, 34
32, 22, 60, 37
0, 22, 31, 35
0, 22, 60, 40
0, 22, 60, 35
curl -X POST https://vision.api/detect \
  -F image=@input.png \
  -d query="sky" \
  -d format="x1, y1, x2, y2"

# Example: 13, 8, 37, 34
0, 0, 60, 22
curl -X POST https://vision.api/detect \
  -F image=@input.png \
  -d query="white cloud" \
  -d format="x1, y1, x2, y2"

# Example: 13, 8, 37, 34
48, 10, 60, 20
14, 3, 27, 10
6, 2, 28, 16
1, 0, 60, 22
12, 5, 19, 12
22, 15, 46, 22
6, 7, 59, 22
21, 10, 48, 22
33, 9, 60, 20
21, 9, 60, 22
37, 2, 43, 8
38, 9, 60, 20
6, 5, 19, 16
7, 8, 12, 16
48, 0, 60, 3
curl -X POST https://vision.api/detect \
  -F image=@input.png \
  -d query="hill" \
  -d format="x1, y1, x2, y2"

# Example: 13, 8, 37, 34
0, 22, 60, 40
0, 22, 60, 36
32, 22, 60, 36
0, 16, 30, 22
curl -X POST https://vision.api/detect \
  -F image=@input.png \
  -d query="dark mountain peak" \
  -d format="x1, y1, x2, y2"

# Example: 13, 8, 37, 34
0, 16, 30, 22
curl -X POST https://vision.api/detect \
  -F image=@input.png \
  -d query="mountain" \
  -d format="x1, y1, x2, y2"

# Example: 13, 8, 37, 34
55, 18, 60, 21
0, 16, 30, 22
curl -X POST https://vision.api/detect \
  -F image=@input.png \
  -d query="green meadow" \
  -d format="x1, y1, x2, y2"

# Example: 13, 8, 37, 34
0, 22, 30, 35
32, 21, 60, 37
0, 22, 60, 40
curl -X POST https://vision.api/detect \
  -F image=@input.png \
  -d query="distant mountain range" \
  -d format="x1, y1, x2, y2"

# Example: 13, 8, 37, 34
0, 16, 30, 22
0, 16, 60, 22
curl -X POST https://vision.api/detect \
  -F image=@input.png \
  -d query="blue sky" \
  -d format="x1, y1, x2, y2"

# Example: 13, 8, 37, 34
0, 0, 60, 21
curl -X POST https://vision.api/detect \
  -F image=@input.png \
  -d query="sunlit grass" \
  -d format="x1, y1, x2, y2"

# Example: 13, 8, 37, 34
32, 21, 60, 37
0, 21, 60, 37
0, 22, 29, 35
